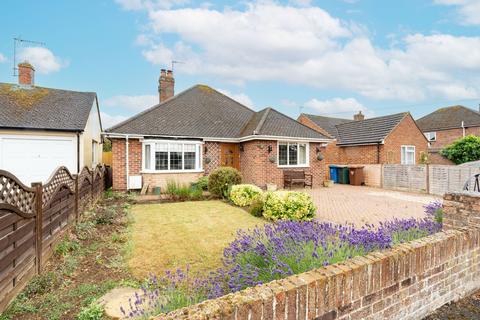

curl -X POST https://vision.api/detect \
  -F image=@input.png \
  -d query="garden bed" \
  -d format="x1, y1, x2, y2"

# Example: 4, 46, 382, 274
0, 192, 137, 320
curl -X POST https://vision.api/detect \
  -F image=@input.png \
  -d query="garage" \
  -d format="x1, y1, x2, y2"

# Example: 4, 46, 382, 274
0, 134, 77, 185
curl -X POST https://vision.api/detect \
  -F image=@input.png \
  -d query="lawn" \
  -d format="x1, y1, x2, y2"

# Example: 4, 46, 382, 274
128, 200, 264, 278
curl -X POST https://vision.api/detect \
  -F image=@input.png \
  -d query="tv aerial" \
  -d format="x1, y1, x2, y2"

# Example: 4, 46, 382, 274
12, 37, 46, 76
171, 60, 184, 73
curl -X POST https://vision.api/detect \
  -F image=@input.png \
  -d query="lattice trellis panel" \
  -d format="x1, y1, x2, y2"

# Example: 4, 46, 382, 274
42, 167, 75, 206
0, 172, 36, 216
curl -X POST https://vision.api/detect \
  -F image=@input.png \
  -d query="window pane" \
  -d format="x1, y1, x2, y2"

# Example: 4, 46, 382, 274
145, 145, 151, 170
299, 144, 307, 165
279, 143, 288, 165
184, 144, 196, 170
170, 144, 182, 170
288, 143, 298, 165
155, 151, 168, 170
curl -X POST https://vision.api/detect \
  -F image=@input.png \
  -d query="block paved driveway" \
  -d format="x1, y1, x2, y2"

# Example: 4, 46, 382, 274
305, 184, 440, 226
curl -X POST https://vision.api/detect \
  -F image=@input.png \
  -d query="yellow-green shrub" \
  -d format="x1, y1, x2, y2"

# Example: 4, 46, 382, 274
262, 191, 316, 221
230, 184, 262, 207
208, 167, 242, 198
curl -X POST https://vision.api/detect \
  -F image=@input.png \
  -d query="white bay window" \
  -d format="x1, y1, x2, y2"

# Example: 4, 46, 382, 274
143, 140, 202, 172
278, 142, 309, 167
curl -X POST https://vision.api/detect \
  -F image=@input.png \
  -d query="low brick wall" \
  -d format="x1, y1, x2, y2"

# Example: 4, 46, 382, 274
156, 193, 480, 320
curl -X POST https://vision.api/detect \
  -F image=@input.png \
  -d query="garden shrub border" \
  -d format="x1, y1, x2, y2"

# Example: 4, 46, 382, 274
155, 192, 480, 320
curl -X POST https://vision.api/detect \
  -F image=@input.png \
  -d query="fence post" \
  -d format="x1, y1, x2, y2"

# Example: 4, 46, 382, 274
426, 164, 430, 194
31, 182, 43, 275
91, 168, 95, 206
74, 174, 79, 222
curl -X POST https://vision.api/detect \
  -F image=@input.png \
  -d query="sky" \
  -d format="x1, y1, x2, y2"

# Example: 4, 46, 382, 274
1, 0, 480, 129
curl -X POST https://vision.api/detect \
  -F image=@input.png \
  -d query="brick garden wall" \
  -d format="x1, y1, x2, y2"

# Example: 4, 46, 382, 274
240, 140, 325, 189
157, 192, 480, 320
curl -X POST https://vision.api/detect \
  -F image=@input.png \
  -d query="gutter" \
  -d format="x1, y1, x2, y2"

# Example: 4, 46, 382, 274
103, 132, 332, 144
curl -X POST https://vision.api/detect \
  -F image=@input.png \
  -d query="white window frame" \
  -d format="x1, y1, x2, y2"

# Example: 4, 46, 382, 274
401, 145, 416, 165
142, 140, 203, 173
277, 141, 310, 168
424, 132, 436, 142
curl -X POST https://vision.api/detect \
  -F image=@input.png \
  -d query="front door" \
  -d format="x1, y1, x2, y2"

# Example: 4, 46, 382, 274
220, 143, 240, 170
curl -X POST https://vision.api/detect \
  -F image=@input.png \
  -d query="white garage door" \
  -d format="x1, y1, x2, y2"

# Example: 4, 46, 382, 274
0, 135, 77, 185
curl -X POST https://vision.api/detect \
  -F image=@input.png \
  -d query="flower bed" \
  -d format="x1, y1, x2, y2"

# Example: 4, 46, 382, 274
121, 201, 443, 318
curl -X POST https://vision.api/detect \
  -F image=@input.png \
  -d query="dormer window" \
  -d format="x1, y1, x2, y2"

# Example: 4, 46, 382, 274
425, 132, 436, 141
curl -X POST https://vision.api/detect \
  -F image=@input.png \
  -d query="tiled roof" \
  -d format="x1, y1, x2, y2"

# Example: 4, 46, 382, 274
300, 114, 352, 138
108, 85, 330, 140
335, 112, 408, 145
416, 105, 480, 132
0, 82, 96, 131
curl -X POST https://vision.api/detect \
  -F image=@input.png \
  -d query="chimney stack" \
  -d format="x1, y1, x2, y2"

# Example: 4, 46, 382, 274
158, 69, 175, 103
353, 111, 365, 121
18, 62, 35, 86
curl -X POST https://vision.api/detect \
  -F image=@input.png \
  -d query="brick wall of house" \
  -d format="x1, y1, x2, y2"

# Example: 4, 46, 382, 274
240, 140, 325, 188
382, 114, 428, 165
203, 141, 221, 175
427, 126, 480, 149
300, 114, 427, 169
111, 138, 142, 190
157, 192, 480, 320
428, 151, 454, 165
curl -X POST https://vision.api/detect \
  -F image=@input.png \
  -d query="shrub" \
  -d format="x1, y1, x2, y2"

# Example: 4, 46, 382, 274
166, 180, 204, 201
248, 198, 264, 217
440, 135, 480, 164
191, 176, 209, 191
207, 167, 242, 198
262, 191, 316, 221
76, 301, 104, 320
229, 184, 263, 207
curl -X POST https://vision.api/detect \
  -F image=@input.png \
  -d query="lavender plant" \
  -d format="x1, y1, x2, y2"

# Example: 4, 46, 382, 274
122, 201, 443, 318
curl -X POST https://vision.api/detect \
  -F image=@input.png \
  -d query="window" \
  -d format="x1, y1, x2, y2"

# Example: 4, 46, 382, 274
278, 142, 309, 167
424, 132, 436, 141
143, 141, 202, 172
401, 145, 415, 165
92, 141, 98, 166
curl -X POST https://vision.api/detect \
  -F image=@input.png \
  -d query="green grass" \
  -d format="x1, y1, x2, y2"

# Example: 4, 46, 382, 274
128, 200, 264, 278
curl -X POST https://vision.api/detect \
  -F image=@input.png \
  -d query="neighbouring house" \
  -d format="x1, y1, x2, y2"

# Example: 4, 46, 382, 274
298, 111, 428, 168
416, 105, 480, 165
105, 70, 332, 191
0, 62, 103, 184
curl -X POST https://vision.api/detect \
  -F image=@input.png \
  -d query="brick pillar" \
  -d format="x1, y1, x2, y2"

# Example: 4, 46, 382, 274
443, 192, 480, 230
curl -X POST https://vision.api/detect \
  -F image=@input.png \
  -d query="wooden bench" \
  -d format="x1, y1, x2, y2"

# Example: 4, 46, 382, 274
284, 170, 313, 189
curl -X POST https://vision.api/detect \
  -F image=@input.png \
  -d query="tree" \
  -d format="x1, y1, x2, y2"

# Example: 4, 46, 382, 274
103, 138, 112, 152
440, 135, 480, 164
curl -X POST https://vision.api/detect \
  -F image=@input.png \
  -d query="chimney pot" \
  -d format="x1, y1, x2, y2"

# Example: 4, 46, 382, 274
18, 62, 35, 86
158, 69, 175, 103
353, 111, 365, 121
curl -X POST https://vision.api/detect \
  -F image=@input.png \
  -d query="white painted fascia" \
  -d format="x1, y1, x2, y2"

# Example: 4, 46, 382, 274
103, 132, 333, 144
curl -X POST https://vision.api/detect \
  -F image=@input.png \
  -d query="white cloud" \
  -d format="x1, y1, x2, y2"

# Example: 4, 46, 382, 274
129, 2, 480, 102
100, 112, 128, 129
18, 47, 66, 74
218, 89, 254, 108
434, 0, 480, 25
115, 0, 188, 10
0, 53, 7, 63
304, 97, 373, 117
104, 94, 158, 111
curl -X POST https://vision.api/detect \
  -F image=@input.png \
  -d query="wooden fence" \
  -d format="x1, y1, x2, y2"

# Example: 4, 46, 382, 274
0, 164, 111, 313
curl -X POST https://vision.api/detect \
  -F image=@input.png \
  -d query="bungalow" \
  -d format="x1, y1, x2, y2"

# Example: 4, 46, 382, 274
298, 112, 428, 167
416, 105, 480, 165
0, 62, 103, 184
105, 70, 332, 191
